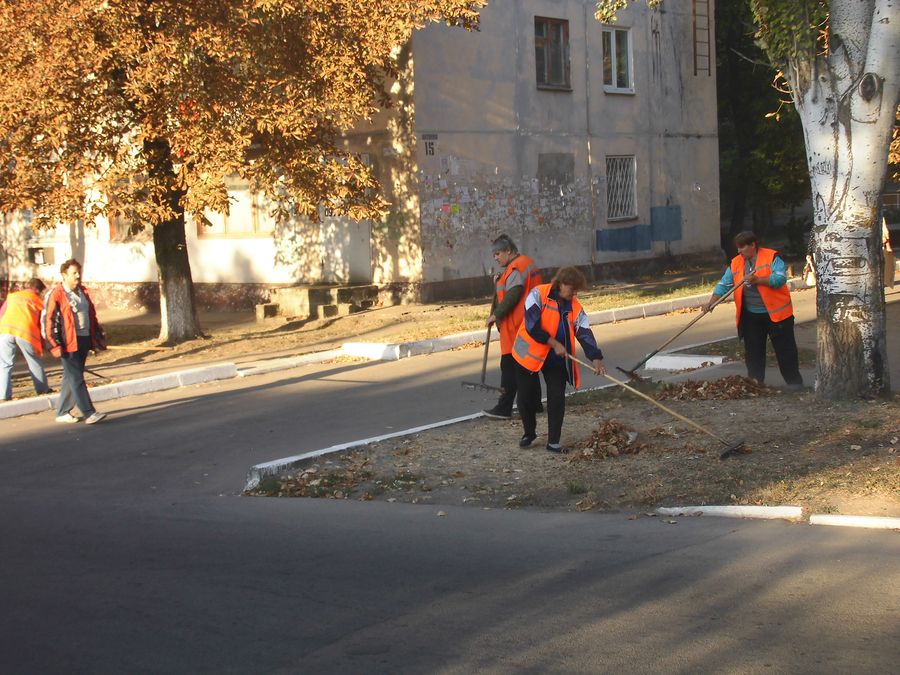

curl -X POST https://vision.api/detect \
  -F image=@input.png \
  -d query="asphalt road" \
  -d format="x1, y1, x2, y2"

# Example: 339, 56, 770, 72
1, 287, 898, 673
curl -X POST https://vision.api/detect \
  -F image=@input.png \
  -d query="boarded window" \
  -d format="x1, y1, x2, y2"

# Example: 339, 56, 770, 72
538, 153, 575, 193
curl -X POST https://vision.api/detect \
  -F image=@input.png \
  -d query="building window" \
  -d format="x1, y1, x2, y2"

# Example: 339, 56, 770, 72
606, 155, 637, 220
602, 27, 633, 92
535, 17, 570, 90
197, 176, 275, 238
108, 210, 151, 243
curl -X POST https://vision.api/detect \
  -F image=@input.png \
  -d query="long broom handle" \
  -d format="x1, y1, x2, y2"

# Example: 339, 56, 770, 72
628, 279, 746, 370
627, 264, 769, 373
479, 323, 492, 385
566, 353, 731, 446
480, 277, 499, 385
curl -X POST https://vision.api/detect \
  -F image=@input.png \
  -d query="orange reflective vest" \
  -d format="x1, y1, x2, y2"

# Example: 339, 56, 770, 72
731, 247, 793, 325
496, 254, 541, 354
512, 284, 585, 388
0, 289, 45, 355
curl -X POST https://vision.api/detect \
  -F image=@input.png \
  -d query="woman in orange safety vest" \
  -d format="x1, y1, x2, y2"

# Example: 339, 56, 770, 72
704, 231, 803, 389
512, 266, 606, 453
483, 234, 543, 419
0, 277, 51, 400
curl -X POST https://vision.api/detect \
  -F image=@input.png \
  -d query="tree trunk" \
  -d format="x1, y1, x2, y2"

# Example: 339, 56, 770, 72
145, 138, 203, 344
786, 0, 898, 399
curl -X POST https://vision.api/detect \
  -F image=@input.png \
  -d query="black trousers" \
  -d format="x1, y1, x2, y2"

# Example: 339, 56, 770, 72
740, 310, 803, 385
516, 361, 567, 445
495, 353, 541, 415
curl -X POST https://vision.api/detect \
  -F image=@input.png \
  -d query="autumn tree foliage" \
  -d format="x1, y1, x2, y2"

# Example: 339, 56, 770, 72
598, 0, 899, 399
0, 0, 482, 343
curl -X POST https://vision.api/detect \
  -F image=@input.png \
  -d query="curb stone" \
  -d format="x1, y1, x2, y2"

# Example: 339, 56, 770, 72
808, 514, 900, 530
656, 505, 803, 521
244, 411, 483, 491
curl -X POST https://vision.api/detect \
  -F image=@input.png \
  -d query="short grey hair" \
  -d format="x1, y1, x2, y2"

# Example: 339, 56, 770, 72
491, 234, 518, 254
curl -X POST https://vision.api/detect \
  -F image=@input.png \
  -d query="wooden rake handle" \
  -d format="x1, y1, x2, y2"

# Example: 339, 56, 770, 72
566, 353, 731, 447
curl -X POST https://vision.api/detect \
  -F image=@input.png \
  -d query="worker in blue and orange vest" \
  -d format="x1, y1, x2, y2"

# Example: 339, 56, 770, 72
704, 230, 803, 390
483, 234, 543, 420
0, 277, 51, 400
512, 266, 606, 453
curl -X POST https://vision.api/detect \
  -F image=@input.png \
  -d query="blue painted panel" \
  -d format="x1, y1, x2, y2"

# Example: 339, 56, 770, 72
651, 205, 682, 241
596, 224, 652, 251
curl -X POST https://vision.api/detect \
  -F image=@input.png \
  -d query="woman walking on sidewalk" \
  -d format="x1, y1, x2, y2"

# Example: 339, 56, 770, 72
512, 267, 606, 453
44, 259, 108, 424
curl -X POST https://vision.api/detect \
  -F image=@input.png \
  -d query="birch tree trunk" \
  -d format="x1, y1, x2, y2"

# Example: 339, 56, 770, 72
784, 0, 899, 398
145, 138, 203, 344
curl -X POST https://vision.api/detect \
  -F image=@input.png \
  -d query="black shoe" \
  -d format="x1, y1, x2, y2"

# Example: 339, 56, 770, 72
536, 402, 545, 414
483, 407, 512, 420
546, 443, 568, 454
519, 434, 537, 448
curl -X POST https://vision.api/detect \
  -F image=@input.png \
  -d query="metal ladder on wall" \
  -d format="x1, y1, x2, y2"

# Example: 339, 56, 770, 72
692, 0, 712, 76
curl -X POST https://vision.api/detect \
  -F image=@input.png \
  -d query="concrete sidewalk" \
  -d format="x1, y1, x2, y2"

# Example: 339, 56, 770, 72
2, 282, 898, 420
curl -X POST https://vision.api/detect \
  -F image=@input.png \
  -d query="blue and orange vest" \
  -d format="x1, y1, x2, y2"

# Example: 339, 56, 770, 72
512, 284, 585, 388
731, 247, 793, 325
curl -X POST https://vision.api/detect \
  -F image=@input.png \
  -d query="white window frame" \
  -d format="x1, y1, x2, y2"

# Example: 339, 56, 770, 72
602, 26, 634, 93
605, 155, 637, 221
197, 175, 275, 239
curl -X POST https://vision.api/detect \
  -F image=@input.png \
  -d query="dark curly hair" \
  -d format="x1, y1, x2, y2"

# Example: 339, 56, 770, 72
551, 266, 586, 292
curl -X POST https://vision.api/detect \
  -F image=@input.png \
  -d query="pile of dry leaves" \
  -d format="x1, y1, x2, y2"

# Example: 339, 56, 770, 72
657, 375, 773, 401
569, 420, 648, 460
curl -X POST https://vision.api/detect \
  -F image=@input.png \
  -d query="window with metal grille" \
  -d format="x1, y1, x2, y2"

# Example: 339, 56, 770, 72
602, 27, 633, 91
535, 17, 570, 90
606, 155, 637, 220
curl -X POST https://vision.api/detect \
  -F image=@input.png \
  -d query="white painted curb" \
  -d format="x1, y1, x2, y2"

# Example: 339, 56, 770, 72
238, 349, 344, 376
343, 342, 401, 361
809, 514, 900, 530
0, 363, 239, 418
0, 395, 54, 420
644, 354, 725, 371
245, 411, 484, 491
656, 505, 803, 521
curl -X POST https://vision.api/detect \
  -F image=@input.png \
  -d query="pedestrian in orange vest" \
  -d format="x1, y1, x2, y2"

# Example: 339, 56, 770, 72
43, 259, 108, 424
704, 231, 803, 390
483, 234, 543, 419
512, 266, 606, 453
0, 277, 51, 400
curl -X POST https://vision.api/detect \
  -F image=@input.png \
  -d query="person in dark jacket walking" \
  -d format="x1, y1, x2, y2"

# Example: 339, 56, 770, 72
44, 259, 108, 424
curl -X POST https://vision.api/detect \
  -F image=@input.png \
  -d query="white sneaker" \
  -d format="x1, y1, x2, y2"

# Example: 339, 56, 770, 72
85, 412, 107, 425
55, 412, 81, 424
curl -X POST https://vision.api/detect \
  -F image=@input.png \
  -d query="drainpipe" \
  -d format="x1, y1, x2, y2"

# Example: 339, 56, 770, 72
584, 2, 597, 267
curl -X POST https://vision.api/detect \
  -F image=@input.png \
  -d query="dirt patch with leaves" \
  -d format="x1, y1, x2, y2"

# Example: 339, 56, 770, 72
248, 376, 900, 518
